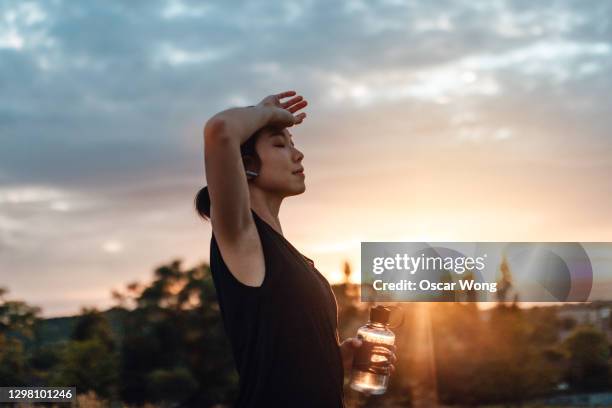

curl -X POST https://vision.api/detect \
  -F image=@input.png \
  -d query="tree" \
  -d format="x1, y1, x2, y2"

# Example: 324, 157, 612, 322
564, 326, 610, 391
432, 303, 559, 405
71, 307, 116, 350
0, 288, 41, 386
147, 367, 198, 403
50, 339, 119, 398
49, 308, 119, 399
116, 259, 237, 406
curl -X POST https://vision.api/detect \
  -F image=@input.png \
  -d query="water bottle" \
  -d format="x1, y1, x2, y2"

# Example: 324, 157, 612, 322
349, 305, 397, 395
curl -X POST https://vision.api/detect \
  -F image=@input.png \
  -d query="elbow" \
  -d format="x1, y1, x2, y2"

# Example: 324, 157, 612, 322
204, 115, 226, 137
204, 116, 228, 143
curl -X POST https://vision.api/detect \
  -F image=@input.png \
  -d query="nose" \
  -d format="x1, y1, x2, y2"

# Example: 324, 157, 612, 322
293, 146, 304, 162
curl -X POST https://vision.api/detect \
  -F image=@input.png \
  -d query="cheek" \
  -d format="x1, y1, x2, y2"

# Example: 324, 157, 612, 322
260, 149, 291, 173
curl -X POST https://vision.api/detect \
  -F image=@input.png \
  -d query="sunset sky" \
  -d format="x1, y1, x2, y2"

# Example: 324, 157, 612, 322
1, 0, 611, 317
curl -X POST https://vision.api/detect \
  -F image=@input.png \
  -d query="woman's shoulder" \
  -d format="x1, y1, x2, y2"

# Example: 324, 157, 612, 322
209, 210, 268, 290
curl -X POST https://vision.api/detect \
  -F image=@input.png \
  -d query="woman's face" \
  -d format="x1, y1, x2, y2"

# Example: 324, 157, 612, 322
253, 126, 305, 197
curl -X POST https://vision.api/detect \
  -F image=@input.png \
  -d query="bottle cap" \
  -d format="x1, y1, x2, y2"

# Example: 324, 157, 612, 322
369, 305, 391, 325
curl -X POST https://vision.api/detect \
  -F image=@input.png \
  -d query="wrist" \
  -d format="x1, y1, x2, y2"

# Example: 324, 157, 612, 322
255, 104, 275, 124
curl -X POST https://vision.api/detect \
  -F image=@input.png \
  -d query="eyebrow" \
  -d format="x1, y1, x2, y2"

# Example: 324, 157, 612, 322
268, 132, 294, 145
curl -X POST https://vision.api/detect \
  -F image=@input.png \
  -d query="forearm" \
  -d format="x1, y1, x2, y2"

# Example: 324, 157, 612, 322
205, 105, 273, 145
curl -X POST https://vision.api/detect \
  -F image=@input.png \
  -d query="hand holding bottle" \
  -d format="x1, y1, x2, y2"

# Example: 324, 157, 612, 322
348, 305, 401, 395
340, 337, 396, 375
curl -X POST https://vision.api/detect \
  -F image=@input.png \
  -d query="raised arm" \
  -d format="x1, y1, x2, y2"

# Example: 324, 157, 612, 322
203, 91, 307, 241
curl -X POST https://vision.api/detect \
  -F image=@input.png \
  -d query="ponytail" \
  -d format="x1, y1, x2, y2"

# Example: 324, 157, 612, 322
194, 186, 211, 221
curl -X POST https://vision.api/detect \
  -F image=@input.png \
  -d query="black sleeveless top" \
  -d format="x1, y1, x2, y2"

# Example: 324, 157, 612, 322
209, 209, 346, 407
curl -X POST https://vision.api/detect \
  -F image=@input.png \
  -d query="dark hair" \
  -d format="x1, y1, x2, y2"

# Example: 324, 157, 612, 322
194, 186, 211, 220
194, 131, 262, 221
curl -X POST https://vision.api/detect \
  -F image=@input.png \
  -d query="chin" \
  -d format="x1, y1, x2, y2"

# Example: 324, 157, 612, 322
287, 183, 306, 196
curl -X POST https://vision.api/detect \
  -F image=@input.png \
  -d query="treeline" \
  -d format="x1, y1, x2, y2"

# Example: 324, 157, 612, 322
1, 261, 611, 407
428, 303, 611, 405
0, 260, 236, 406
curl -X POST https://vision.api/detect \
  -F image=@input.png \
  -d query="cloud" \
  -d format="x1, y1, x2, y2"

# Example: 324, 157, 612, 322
160, 0, 211, 20
153, 43, 236, 67
0, 2, 48, 50
0, 185, 65, 204
1, 0, 611, 315
317, 39, 610, 107
102, 239, 124, 254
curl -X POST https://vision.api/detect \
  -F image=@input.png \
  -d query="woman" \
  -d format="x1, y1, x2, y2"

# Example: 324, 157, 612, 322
195, 90, 396, 407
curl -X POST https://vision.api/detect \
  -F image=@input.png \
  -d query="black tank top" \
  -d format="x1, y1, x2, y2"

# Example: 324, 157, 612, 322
209, 209, 346, 407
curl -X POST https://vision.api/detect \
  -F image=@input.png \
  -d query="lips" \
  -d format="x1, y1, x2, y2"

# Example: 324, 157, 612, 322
292, 167, 304, 175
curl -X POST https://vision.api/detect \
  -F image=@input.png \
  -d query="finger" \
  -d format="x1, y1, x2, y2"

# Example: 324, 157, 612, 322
281, 95, 303, 108
390, 364, 395, 373
372, 346, 393, 356
287, 100, 308, 113
276, 90, 296, 99
342, 337, 361, 346
294, 112, 306, 124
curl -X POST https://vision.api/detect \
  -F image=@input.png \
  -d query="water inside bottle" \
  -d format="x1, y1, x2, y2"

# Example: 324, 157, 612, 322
349, 321, 395, 395
350, 368, 390, 395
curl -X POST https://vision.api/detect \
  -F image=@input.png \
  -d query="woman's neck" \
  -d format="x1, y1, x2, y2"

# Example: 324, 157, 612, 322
249, 189, 284, 236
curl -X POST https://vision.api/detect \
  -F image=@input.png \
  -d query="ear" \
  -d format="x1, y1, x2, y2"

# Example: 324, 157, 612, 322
242, 155, 261, 176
